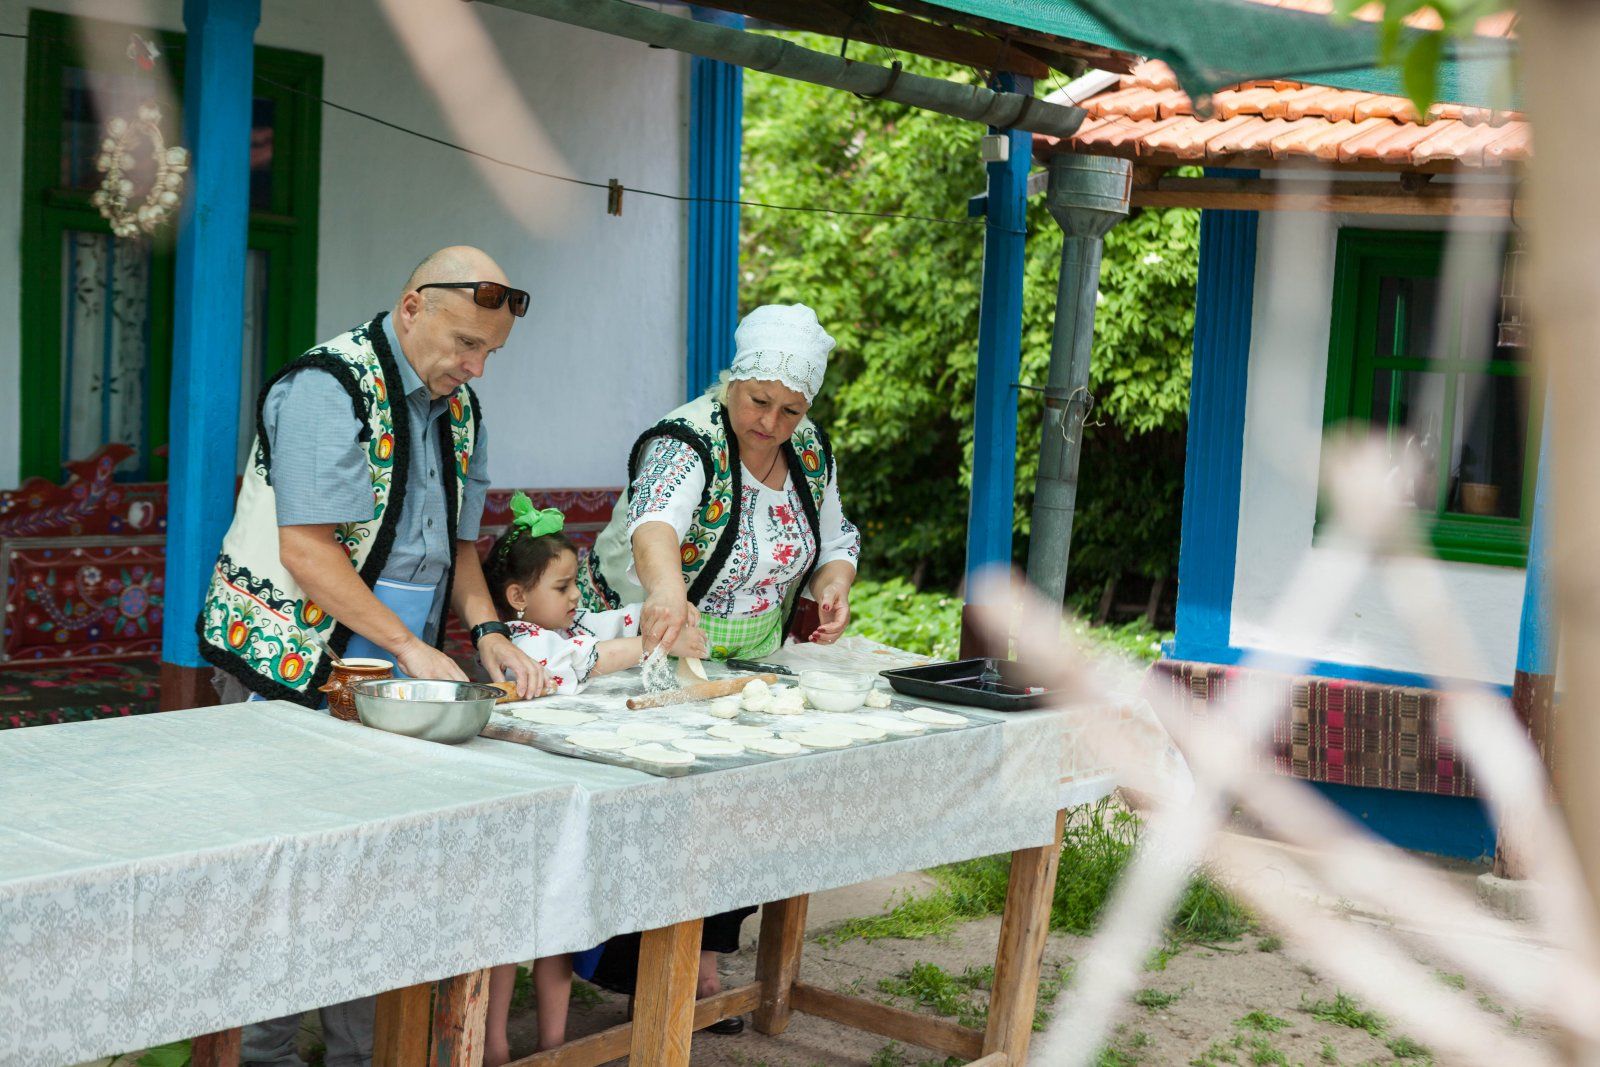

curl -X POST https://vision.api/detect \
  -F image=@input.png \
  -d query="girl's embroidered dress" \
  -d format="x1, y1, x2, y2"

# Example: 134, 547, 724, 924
506, 604, 641, 695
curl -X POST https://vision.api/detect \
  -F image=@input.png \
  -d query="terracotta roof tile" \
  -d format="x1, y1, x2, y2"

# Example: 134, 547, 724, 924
1040, 56, 1527, 171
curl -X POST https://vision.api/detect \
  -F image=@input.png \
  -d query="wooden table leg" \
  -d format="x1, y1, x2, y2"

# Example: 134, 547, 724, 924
982, 808, 1067, 1061
190, 1028, 241, 1067
629, 918, 704, 1067
432, 970, 491, 1067
374, 982, 434, 1067
752, 895, 809, 1035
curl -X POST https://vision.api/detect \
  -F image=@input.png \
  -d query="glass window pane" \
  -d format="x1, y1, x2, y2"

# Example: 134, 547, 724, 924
60, 231, 153, 478
249, 97, 275, 211
1369, 368, 1446, 512
61, 65, 165, 192
1375, 274, 1439, 360
1447, 373, 1529, 520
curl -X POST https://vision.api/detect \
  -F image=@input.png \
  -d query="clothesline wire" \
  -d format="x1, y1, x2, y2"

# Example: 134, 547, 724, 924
0, 29, 1020, 234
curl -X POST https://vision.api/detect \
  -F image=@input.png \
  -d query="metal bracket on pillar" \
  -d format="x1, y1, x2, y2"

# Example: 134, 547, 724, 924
1023, 151, 1132, 604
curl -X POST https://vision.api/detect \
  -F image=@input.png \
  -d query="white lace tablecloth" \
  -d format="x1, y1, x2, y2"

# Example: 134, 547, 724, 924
0, 650, 1100, 1067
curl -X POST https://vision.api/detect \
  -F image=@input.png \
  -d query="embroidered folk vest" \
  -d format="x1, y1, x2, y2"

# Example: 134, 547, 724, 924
581, 394, 832, 635
197, 313, 481, 706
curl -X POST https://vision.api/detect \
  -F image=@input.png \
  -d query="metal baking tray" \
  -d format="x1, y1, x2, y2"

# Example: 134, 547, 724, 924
878, 658, 1053, 711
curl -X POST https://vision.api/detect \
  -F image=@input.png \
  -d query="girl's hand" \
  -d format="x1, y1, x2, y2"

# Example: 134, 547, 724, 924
670, 622, 708, 660
641, 591, 697, 657
811, 581, 852, 644
477, 633, 553, 698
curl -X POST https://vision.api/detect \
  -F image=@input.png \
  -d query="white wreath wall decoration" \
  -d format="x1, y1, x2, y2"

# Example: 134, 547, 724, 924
91, 103, 190, 239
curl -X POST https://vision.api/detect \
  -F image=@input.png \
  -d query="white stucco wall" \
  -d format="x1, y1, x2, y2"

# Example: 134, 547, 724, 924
1231, 206, 1526, 685
0, 0, 688, 489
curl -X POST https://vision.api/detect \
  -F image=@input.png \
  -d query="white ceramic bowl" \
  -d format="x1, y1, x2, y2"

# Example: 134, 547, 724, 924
797, 669, 874, 713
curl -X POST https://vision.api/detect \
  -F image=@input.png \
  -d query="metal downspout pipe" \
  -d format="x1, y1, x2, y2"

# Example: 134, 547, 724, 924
1024, 152, 1132, 603
475, 0, 1086, 137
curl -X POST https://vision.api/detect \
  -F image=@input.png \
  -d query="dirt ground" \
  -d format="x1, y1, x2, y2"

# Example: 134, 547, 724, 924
504, 841, 1559, 1067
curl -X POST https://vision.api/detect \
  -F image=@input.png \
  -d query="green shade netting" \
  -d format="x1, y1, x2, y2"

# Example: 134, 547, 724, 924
924, 0, 1517, 108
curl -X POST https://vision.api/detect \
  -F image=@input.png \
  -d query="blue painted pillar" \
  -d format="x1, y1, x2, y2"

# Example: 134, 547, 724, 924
1171, 186, 1259, 663
161, 0, 259, 692
685, 7, 743, 399
962, 72, 1033, 610
1515, 405, 1555, 679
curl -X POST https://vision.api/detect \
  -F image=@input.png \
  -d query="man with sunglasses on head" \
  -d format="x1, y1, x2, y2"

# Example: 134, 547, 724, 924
198, 246, 546, 1067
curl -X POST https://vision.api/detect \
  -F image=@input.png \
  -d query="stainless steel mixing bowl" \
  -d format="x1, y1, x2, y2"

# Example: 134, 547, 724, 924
351, 678, 500, 744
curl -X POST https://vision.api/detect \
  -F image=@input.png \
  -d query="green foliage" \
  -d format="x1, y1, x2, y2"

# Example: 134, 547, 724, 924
1385, 1034, 1432, 1062
1319, 1038, 1341, 1064
135, 1044, 191, 1067
1304, 991, 1388, 1036
1433, 970, 1466, 990
742, 36, 1199, 592
1134, 986, 1182, 1009
1257, 934, 1284, 953
876, 961, 995, 1029
1192, 1041, 1242, 1066
1237, 1011, 1292, 1033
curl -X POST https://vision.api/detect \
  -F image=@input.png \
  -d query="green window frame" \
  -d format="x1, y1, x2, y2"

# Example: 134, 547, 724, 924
19, 8, 321, 483
1322, 228, 1538, 567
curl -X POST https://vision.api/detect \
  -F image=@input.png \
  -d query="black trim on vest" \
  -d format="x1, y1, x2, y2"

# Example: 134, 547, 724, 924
689, 403, 744, 605
779, 438, 826, 640
252, 353, 372, 482
197, 617, 327, 706
434, 404, 462, 651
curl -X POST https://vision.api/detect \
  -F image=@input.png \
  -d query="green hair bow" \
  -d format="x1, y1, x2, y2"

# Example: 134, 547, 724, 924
508, 490, 566, 538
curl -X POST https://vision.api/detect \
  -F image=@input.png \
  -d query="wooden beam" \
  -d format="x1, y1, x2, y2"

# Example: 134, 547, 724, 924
431, 971, 490, 1067
1130, 176, 1516, 216
691, 0, 1053, 79
982, 809, 1067, 1060
753, 895, 810, 1035
509, 984, 760, 1067
374, 983, 434, 1067
630, 919, 704, 1067
790, 982, 985, 1060
189, 1029, 241, 1067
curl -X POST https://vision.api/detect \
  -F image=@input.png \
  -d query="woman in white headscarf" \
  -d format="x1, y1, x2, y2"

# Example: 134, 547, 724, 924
580, 303, 861, 660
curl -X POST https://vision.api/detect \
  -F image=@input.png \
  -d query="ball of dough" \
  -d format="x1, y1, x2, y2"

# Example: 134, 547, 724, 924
769, 690, 807, 715
708, 696, 742, 719
863, 688, 892, 709
741, 679, 772, 701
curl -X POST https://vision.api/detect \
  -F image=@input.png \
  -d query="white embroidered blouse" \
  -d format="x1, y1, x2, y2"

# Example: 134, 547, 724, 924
624, 437, 861, 620
506, 604, 641, 695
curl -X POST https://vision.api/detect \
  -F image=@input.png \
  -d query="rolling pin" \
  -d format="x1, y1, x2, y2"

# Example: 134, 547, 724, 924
626, 673, 778, 710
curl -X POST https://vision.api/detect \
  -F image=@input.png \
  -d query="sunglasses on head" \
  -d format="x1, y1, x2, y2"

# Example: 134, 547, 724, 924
415, 281, 530, 318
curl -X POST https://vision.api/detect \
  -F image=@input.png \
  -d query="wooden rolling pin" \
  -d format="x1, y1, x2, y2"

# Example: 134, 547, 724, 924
626, 673, 778, 710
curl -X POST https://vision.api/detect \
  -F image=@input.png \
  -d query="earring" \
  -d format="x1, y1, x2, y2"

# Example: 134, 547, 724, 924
516, 607, 525, 620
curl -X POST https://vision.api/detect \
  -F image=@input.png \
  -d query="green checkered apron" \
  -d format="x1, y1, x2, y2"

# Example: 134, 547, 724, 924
699, 610, 785, 660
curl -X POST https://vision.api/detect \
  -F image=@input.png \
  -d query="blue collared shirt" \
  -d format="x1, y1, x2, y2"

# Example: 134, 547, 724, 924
261, 315, 491, 641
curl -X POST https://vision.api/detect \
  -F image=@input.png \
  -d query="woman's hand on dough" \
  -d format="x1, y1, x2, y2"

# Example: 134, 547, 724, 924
641, 591, 697, 656
669, 622, 708, 660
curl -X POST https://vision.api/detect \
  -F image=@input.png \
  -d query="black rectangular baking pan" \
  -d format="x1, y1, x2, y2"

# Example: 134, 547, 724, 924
878, 658, 1053, 711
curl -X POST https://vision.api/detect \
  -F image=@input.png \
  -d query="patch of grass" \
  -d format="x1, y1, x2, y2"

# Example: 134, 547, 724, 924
868, 1043, 906, 1067
1243, 1035, 1290, 1066
1133, 987, 1182, 1009
1257, 934, 1284, 953
1032, 963, 1071, 1031
1304, 991, 1388, 1036
511, 965, 535, 1010
1095, 1049, 1139, 1067
877, 961, 989, 1029
1433, 971, 1466, 991
570, 979, 603, 1011
1386, 1035, 1431, 1062
1476, 992, 1505, 1015
1145, 940, 1182, 971
1236, 1011, 1291, 1033
1191, 1040, 1241, 1066
1319, 1038, 1340, 1064
1171, 867, 1252, 942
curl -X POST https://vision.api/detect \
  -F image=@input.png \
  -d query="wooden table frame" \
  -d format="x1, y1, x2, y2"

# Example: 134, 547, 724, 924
191, 810, 1066, 1067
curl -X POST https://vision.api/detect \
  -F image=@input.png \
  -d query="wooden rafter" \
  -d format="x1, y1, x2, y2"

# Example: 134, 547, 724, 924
691, 0, 1060, 78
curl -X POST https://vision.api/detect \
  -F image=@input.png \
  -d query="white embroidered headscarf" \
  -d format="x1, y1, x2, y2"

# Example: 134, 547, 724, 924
728, 303, 836, 404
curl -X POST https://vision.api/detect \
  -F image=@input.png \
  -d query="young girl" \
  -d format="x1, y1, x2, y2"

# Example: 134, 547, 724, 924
481, 494, 705, 1061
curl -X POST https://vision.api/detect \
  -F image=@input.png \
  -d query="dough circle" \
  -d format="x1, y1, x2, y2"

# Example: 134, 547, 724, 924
781, 729, 854, 750
565, 731, 631, 751
825, 720, 887, 741
708, 723, 771, 741
619, 722, 687, 742
504, 706, 597, 727
674, 738, 744, 757
855, 714, 925, 736
743, 736, 804, 756
623, 743, 695, 766
904, 707, 967, 727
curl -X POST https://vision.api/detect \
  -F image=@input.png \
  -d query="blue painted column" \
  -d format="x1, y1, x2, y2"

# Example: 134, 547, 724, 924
1171, 186, 1259, 663
962, 73, 1033, 610
1516, 406, 1555, 679
685, 6, 743, 399
161, 0, 259, 699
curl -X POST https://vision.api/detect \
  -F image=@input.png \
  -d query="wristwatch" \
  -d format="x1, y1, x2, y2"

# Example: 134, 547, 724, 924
470, 621, 513, 648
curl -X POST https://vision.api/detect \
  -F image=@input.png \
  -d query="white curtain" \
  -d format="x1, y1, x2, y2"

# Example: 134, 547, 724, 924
59, 231, 151, 476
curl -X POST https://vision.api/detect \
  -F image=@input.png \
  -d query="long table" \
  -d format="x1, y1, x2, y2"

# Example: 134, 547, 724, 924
0, 660, 1114, 1067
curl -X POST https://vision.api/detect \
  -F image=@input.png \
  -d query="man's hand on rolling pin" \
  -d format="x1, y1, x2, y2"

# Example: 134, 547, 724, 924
642, 590, 698, 655
477, 633, 553, 698
394, 635, 471, 683
812, 580, 852, 644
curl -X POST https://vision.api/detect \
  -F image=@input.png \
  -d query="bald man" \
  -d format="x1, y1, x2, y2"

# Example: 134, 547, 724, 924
198, 248, 548, 1066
